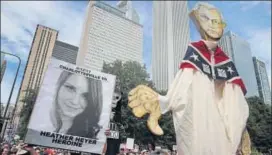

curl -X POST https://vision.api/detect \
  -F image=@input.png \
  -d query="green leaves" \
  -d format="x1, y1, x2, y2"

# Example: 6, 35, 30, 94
246, 96, 272, 153
17, 89, 37, 139
102, 60, 175, 149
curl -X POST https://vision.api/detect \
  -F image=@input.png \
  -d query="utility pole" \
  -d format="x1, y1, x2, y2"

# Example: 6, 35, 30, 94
0, 51, 21, 142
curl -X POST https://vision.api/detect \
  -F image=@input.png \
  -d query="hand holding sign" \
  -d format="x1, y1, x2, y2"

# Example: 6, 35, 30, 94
128, 85, 164, 136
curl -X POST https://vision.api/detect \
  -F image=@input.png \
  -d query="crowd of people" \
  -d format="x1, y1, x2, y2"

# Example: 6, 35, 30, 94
1, 141, 73, 155
1, 140, 178, 155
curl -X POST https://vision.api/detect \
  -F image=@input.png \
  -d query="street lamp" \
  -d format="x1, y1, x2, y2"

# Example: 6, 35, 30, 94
0, 51, 21, 141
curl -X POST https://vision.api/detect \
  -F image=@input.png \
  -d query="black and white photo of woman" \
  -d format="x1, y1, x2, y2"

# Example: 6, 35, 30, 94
50, 71, 103, 139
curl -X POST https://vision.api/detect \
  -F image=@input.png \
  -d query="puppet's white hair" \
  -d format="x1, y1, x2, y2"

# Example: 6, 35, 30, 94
192, 2, 225, 21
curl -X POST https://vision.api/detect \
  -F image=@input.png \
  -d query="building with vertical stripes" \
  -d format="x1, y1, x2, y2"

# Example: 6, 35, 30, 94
76, 1, 143, 71
52, 41, 78, 65
13, 25, 58, 130
219, 31, 259, 97
253, 57, 271, 105
152, 1, 190, 91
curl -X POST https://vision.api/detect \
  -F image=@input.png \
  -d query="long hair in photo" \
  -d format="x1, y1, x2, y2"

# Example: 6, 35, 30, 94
51, 71, 103, 139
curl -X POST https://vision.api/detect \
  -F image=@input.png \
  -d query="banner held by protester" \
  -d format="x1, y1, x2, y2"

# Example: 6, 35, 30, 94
24, 58, 116, 154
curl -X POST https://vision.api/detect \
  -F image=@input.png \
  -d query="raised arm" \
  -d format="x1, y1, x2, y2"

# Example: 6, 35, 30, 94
128, 68, 195, 136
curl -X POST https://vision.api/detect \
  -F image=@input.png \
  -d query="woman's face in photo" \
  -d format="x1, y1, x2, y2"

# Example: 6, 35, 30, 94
57, 74, 89, 118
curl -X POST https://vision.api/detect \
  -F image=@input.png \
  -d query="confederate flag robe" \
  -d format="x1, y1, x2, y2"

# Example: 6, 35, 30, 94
159, 40, 249, 155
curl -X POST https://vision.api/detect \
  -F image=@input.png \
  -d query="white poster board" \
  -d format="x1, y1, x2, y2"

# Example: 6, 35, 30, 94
107, 130, 119, 139
173, 145, 177, 151
24, 58, 116, 154
126, 138, 134, 149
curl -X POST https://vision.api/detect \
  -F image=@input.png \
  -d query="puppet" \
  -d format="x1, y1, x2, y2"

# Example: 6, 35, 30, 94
128, 2, 251, 155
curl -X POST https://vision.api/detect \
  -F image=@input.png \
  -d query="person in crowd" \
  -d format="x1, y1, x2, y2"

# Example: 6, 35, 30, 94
147, 143, 155, 153
34, 147, 42, 155
140, 150, 148, 155
9, 145, 18, 155
1, 148, 9, 155
171, 150, 177, 155
50, 71, 103, 139
1, 143, 10, 150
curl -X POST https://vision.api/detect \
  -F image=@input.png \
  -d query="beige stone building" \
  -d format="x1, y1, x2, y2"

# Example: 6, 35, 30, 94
12, 25, 58, 130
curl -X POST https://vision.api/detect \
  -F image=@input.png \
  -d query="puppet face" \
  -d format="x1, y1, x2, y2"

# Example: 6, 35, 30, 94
190, 3, 226, 41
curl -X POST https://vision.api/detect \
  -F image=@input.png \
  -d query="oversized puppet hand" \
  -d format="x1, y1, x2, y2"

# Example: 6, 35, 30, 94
236, 129, 251, 155
128, 85, 164, 135
241, 129, 251, 155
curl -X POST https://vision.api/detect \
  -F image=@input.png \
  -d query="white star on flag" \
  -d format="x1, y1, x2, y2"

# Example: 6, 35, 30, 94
190, 53, 199, 61
227, 66, 234, 75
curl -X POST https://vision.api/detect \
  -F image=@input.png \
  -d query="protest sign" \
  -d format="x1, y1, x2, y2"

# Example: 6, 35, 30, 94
126, 138, 134, 149
24, 58, 116, 154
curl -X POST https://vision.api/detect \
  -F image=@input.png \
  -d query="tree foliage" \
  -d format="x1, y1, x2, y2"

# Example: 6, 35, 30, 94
17, 89, 37, 138
102, 60, 176, 149
246, 96, 272, 153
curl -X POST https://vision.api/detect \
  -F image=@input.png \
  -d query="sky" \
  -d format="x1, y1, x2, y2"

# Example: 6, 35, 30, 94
1, 1, 271, 106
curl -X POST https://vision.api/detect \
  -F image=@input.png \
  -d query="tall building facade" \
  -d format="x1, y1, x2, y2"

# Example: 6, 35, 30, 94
0, 60, 7, 83
1, 54, 4, 66
13, 25, 58, 129
52, 41, 78, 65
219, 31, 259, 97
76, 1, 143, 71
253, 57, 271, 105
152, 1, 190, 90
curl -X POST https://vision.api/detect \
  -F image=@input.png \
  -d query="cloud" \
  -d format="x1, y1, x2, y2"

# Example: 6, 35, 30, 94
1, 1, 153, 104
131, 1, 153, 74
1, 1, 85, 63
1, 39, 29, 64
133, 1, 152, 38
239, 1, 261, 11
245, 27, 271, 87
240, 1, 271, 14
0, 64, 20, 105
1, 1, 86, 105
1, 0, 152, 66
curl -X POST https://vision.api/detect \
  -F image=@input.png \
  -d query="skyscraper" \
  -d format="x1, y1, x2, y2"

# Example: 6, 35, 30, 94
13, 25, 58, 130
0, 60, 7, 83
152, 1, 190, 90
76, 1, 143, 71
253, 57, 271, 105
219, 31, 259, 97
52, 40, 78, 65
1, 53, 4, 66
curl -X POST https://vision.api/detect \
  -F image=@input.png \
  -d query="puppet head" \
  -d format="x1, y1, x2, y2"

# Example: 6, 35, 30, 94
190, 2, 226, 41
